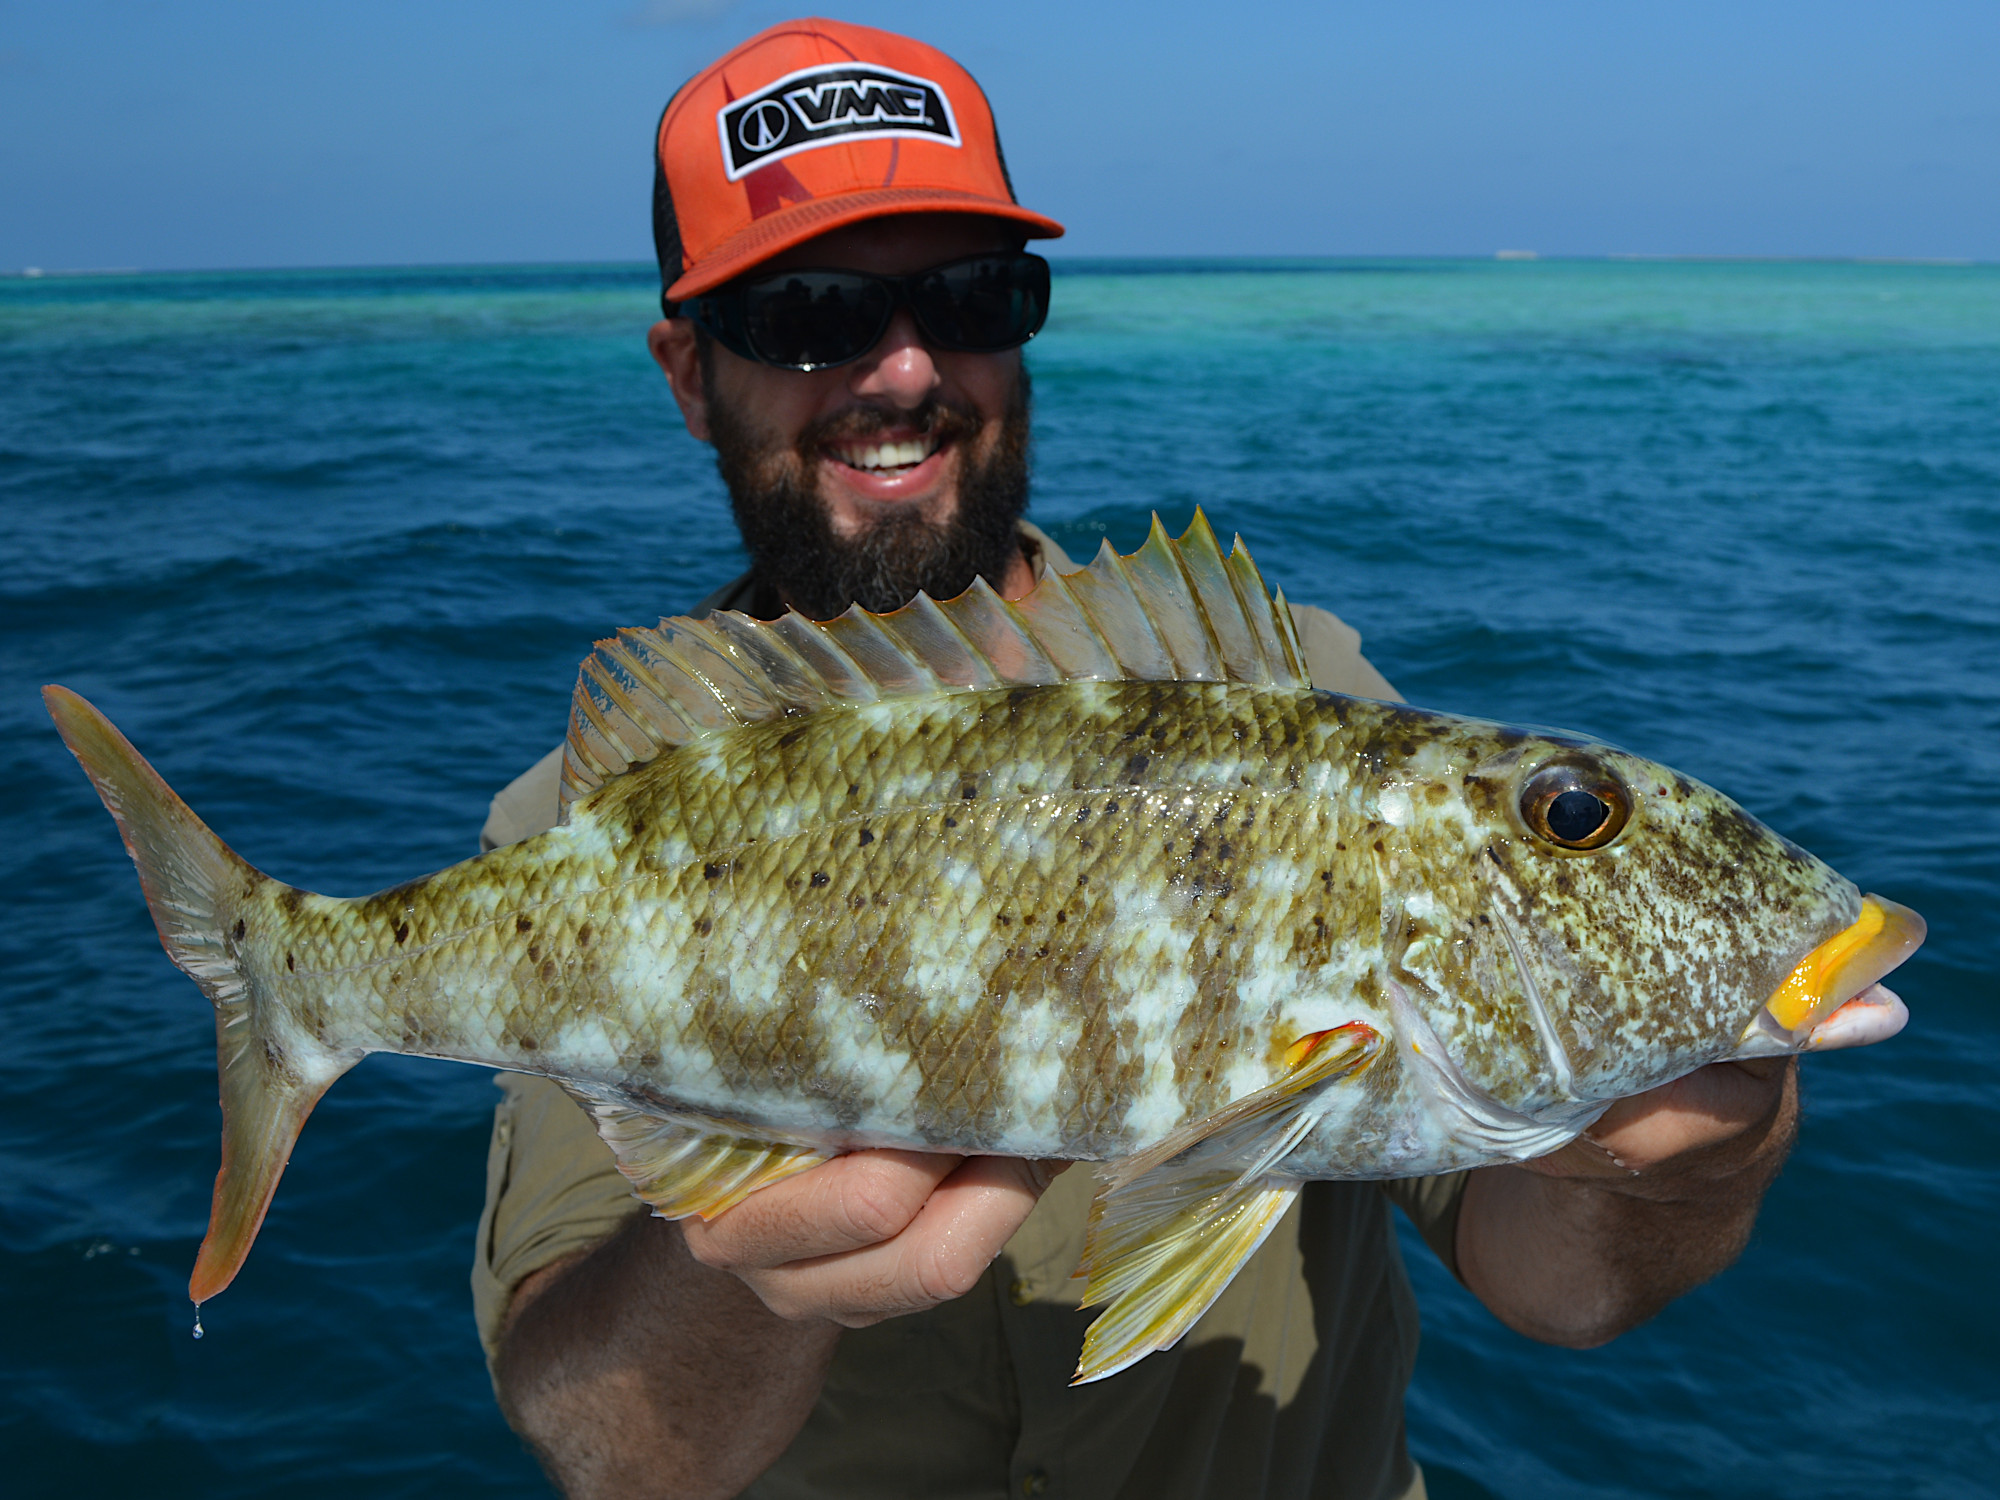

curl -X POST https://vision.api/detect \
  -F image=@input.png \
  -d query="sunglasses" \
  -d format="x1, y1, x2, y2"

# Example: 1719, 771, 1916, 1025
681, 251, 1052, 373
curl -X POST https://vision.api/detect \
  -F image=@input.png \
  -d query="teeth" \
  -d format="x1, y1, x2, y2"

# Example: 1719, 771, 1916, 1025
839, 437, 935, 471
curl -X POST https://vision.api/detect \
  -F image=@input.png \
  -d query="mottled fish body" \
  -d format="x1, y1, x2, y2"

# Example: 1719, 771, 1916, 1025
47, 513, 1923, 1382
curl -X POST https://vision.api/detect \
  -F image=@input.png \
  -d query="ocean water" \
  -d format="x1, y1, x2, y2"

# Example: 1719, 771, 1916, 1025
1, 257, 1994, 1498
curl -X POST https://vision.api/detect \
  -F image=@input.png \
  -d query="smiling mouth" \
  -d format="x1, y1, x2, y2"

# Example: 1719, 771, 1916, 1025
828, 433, 942, 476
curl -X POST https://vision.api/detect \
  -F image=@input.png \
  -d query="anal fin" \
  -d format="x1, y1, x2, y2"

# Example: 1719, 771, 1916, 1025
1073, 1023, 1381, 1384
564, 1089, 835, 1220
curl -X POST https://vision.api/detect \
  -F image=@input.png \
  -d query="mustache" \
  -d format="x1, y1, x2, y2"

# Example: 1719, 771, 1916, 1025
801, 398, 984, 451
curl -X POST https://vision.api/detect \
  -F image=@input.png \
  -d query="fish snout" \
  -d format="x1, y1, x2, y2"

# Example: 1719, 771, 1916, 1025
1739, 894, 1925, 1053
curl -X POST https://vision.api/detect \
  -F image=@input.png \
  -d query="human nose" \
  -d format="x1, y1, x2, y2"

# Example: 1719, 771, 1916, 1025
846, 305, 940, 409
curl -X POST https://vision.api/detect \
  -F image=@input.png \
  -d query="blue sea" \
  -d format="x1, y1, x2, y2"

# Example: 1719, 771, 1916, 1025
2, 257, 1994, 1498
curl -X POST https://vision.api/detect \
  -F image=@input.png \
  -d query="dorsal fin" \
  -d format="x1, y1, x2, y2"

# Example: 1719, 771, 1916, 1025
559, 509, 1310, 812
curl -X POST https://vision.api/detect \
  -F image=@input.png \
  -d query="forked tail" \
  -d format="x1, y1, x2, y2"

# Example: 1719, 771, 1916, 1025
44, 686, 356, 1305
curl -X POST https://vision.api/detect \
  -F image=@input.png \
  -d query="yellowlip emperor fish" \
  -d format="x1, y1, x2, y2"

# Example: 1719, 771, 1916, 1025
46, 511, 1924, 1383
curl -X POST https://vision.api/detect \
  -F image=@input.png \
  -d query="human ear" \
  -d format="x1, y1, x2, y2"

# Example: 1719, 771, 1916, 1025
648, 319, 711, 444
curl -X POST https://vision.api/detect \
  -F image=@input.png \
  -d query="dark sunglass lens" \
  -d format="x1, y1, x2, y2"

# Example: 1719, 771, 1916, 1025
912, 256, 1048, 351
743, 275, 892, 369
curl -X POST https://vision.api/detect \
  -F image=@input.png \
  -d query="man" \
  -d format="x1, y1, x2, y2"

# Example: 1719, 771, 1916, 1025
473, 20, 1799, 1500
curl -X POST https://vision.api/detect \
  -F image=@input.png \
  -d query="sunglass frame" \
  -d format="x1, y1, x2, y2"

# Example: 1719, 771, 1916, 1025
683, 252, 1052, 373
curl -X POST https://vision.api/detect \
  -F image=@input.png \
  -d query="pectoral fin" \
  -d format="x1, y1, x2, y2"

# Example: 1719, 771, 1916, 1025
1073, 1023, 1381, 1384
563, 1089, 835, 1220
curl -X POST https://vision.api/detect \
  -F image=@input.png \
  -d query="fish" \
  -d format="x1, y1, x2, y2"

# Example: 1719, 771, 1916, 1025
45, 511, 1924, 1384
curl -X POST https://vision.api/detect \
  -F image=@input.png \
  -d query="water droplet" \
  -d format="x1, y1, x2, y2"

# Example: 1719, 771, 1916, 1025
192, 1307, 204, 1341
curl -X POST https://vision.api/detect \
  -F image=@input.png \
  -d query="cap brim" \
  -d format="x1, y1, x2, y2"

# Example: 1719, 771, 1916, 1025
666, 189, 1065, 302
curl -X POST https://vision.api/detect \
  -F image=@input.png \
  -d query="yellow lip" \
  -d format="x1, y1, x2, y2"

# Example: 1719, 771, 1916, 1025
1759, 894, 1926, 1039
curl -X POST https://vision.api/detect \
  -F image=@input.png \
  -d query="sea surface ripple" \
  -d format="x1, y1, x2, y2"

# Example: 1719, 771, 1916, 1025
2, 258, 1994, 1497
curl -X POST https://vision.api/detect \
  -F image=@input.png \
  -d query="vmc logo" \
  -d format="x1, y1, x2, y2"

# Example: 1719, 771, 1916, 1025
717, 62, 960, 181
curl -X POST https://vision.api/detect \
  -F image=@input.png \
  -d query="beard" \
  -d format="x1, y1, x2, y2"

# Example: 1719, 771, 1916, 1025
706, 363, 1033, 621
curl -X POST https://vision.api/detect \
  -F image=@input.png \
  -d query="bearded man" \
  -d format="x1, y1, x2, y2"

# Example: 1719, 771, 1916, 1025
474, 20, 1801, 1500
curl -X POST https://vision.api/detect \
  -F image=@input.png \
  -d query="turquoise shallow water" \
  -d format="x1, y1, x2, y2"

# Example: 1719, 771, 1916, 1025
2, 258, 1995, 1497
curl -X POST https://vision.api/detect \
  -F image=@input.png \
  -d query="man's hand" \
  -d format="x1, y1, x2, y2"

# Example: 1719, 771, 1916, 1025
494, 1149, 1064, 1500
1456, 1058, 1798, 1347
682, 1149, 1067, 1325
1527, 1055, 1795, 1181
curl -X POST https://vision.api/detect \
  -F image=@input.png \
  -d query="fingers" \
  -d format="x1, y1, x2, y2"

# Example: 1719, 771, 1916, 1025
1525, 1058, 1799, 1184
687, 1150, 965, 1269
682, 1152, 1068, 1327
1595, 1058, 1794, 1169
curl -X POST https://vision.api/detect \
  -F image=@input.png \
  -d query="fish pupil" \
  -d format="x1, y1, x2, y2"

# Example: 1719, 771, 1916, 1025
1548, 788, 1608, 842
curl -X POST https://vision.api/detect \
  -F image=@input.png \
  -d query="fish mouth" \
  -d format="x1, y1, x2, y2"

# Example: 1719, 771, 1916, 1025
1743, 894, 1926, 1049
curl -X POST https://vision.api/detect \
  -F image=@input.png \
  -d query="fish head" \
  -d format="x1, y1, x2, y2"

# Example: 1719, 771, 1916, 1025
1365, 713, 1922, 1110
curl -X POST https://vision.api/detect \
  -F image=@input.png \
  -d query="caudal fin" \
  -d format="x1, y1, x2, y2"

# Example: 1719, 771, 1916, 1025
44, 686, 354, 1305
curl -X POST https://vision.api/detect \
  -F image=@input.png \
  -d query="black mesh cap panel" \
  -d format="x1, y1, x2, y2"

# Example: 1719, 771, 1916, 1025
652, 90, 689, 317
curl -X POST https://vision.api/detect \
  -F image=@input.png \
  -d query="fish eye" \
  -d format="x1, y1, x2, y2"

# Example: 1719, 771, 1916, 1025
1520, 761, 1631, 851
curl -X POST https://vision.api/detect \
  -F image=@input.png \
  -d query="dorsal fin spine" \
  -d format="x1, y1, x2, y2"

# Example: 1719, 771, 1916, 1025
1157, 512, 1235, 681
572, 673, 636, 765
611, 635, 710, 740
1216, 535, 1275, 682
591, 641, 669, 738
830, 610, 943, 694
1114, 530, 1203, 677
1032, 565, 1127, 678
951, 577, 1063, 686
1206, 516, 1283, 683
1160, 511, 1225, 678
932, 590, 1005, 688
581, 653, 664, 762
1269, 585, 1306, 681
1078, 539, 1178, 679
678, 619, 774, 726
703, 613, 817, 714
881, 592, 1002, 690
765, 614, 883, 707
561, 714, 619, 806
557, 509, 1317, 815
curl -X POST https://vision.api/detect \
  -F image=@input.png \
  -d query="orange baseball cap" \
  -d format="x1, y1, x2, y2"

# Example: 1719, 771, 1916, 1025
653, 18, 1064, 305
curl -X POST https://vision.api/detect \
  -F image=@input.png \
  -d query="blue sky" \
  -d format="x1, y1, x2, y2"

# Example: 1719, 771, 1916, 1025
4, 0, 1996, 270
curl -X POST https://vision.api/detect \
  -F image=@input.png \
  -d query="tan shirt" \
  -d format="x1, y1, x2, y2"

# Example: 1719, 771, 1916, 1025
471, 522, 1463, 1500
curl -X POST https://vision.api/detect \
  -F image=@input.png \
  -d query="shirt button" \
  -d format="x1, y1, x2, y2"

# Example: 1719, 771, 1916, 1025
1009, 1278, 1035, 1306
1021, 1472, 1050, 1496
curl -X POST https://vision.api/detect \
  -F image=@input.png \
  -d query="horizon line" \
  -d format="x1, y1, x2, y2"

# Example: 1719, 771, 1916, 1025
4, 251, 1988, 279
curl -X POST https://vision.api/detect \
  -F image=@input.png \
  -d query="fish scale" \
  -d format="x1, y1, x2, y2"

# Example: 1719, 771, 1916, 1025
44, 511, 1924, 1384
249, 685, 1374, 1152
